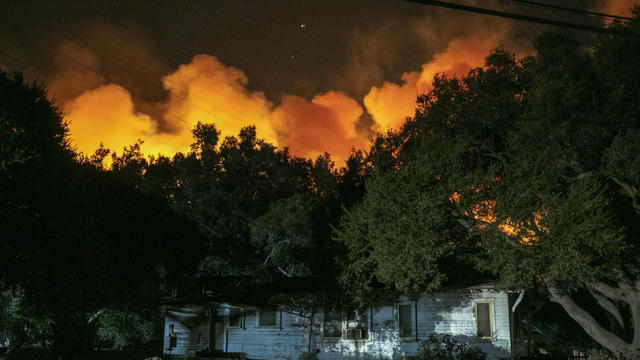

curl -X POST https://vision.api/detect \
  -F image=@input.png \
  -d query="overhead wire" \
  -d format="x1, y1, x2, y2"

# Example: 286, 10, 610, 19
403, 0, 633, 35
502, 0, 633, 22
497, 1, 534, 45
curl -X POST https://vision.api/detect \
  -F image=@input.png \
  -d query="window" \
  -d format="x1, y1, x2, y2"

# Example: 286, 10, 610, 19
258, 308, 277, 328
228, 307, 242, 328
475, 302, 492, 338
323, 308, 342, 338
344, 308, 369, 340
398, 303, 413, 338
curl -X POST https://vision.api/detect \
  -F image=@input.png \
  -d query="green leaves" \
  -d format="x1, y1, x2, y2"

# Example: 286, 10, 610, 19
251, 194, 315, 277
335, 22, 640, 307
603, 131, 640, 213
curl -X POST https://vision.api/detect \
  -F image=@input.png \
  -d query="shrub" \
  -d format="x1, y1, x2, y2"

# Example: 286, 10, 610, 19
95, 308, 157, 350
415, 334, 488, 360
587, 349, 640, 360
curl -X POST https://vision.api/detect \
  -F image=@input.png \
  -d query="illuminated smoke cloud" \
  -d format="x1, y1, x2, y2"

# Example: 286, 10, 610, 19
65, 84, 157, 155
161, 54, 276, 145
272, 91, 368, 163
601, 0, 636, 17
58, 26, 526, 165
62, 50, 369, 164
48, 42, 105, 105
62, 37, 502, 164
363, 36, 499, 131
63, 54, 277, 159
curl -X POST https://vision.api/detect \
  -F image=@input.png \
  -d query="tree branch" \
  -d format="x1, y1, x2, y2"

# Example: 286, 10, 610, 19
588, 288, 625, 329
277, 265, 295, 278
632, 302, 640, 350
263, 239, 291, 266
611, 177, 640, 214
615, 271, 637, 295
547, 280, 629, 354
586, 281, 629, 302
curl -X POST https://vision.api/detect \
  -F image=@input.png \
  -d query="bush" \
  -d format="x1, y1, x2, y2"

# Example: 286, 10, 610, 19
415, 334, 488, 360
298, 351, 319, 360
587, 349, 640, 360
95, 308, 158, 350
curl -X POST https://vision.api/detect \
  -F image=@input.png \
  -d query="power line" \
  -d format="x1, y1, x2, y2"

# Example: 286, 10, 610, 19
403, 0, 628, 35
503, 0, 632, 22
498, 1, 534, 44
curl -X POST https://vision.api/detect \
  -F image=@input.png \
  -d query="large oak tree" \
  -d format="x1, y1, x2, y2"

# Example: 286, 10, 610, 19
335, 11, 640, 354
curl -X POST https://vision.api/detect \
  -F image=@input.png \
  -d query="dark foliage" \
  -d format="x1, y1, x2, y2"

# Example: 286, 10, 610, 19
413, 334, 488, 360
0, 70, 204, 358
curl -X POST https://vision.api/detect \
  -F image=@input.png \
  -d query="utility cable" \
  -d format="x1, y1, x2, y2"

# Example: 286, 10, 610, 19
403, 0, 630, 35
498, 0, 534, 45
503, 0, 632, 22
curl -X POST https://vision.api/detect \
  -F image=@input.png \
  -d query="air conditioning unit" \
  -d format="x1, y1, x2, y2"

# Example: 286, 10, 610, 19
345, 328, 369, 340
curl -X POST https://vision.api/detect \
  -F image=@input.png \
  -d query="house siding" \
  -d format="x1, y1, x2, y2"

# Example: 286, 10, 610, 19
164, 288, 511, 360
164, 307, 210, 356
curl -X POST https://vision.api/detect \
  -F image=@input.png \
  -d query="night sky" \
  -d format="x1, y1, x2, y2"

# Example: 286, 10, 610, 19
0, 0, 634, 163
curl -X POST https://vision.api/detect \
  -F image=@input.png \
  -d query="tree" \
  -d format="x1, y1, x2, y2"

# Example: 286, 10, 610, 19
251, 193, 316, 278
163, 121, 347, 279
0, 70, 204, 357
336, 48, 526, 300
335, 14, 640, 354
476, 28, 640, 353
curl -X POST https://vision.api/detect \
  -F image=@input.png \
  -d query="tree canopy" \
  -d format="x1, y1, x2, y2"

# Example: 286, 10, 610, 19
0, 71, 204, 357
335, 11, 640, 354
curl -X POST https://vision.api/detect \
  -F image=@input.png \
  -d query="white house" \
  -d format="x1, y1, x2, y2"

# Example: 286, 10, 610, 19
163, 284, 514, 360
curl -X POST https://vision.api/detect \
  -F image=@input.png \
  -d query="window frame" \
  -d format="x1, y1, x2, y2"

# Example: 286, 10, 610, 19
343, 307, 371, 341
474, 301, 493, 339
322, 307, 343, 340
257, 308, 278, 329
396, 301, 415, 340
227, 306, 243, 329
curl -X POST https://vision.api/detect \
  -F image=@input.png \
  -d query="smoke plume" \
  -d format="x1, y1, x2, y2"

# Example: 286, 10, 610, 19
49, 1, 635, 165
363, 36, 500, 131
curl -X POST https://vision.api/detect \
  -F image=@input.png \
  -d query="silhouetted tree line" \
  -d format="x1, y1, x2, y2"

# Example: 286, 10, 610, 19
0, 69, 370, 358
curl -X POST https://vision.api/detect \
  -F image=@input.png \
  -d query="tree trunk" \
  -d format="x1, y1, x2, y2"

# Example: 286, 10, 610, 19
308, 306, 315, 353
546, 281, 640, 354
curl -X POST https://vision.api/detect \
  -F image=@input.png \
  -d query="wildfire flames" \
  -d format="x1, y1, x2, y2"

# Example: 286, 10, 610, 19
449, 191, 547, 246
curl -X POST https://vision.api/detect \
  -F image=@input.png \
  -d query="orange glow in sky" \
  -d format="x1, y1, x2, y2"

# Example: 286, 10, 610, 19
57, 35, 499, 165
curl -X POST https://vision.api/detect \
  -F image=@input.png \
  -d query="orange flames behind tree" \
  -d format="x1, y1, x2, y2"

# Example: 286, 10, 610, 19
449, 190, 547, 246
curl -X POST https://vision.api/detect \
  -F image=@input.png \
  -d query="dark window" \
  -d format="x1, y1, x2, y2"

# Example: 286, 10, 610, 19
324, 308, 342, 338
259, 309, 277, 327
398, 303, 412, 338
476, 302, 492, 338
229, 308, 242, 328
345, 328, 369, 339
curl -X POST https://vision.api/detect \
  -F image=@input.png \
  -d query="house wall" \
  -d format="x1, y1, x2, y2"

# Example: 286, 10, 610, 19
163, 288, 511, 360
164, 307, 210, 356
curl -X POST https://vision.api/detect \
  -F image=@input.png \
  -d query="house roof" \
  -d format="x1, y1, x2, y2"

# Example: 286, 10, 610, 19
162, 270, 498, 308
162, 275, 342, 307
